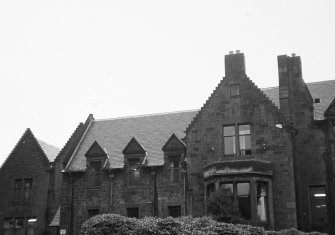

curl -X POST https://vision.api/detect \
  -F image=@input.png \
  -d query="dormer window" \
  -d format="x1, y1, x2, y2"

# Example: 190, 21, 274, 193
85, 141, 109, 189
89, 161, 102, 188
128, 159, 141, 185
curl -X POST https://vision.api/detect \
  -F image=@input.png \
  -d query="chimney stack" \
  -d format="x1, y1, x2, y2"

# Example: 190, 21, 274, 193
225, 50, 245, 77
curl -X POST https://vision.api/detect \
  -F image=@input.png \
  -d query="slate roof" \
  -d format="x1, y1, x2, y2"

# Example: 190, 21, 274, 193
36, 138, 60, 162
65, 80, 335, 172
262, 80, 335, 120
66, 110, 198, 172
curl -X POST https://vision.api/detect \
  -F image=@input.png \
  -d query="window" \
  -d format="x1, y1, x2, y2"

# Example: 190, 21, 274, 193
219, 182, 251, 220
13, 179, 23, 201
310, 186, 327, 232
206, 183, 215, 198
224, 124, 251, 156
13, 178, 33, 201
224, 126, 236, 155
24, 178, 32, 200
169, 155, 180, 183
239, 125, 251, 155
168, 206, 181, 217
3, 218, 14, 229
15, 218, 24, 229
256, 182, 268, 221
127, 207, 139, 218
87, 209, 99, 218
128, 159, 140, 185
89, 161, 102, 188
237, 183, 251, 220
220, 183, 234, 202
230, 84, 240, 97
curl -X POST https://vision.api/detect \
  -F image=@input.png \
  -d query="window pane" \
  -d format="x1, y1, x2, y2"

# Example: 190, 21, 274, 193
90, 161, 102, 188
237, 183, 250, 196
224, 126, 235, 136
168, 206, 181, 218
237, 183, 251, 219
239, 136, 251, 150
207, 183, 215, 198
220, 183, 234, 195
14, 179, 22, 200
230, 85, 240, 96
239, 125, 250, 135
3, 218, 13, 229
257, 182, 268, 222
87, 209, 99, 218
24, 178, 33, 199
238, 195, 251, 220
127, 207, 139, 218
15, 218, 24, 228
224, 137, 236, 155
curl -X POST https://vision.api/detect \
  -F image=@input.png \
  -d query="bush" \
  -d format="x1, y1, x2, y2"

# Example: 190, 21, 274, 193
80, 213, 318, 235
206, 188, 244, 224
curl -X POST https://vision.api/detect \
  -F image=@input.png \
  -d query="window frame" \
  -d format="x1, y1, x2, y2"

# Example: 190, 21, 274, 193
12, 178, 33, 202
223, 124, 252, 157
127, 207, 139, 218
168, 206, 181, 218
168, 155, 181, 183
230, 84, 240, 97
128, 158, 141, 186
89, 160, 102, 189
87, 208, 100, 218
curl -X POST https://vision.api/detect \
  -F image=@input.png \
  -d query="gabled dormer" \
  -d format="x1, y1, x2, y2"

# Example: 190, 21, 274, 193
85, 141, 108, 188
162, 133, 186, 152
162, 134, 186, 183
122, 137, 146, 155
122, 137, 146, 186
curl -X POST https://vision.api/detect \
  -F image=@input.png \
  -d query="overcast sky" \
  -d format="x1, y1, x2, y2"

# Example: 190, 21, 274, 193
1, 0, 335, 166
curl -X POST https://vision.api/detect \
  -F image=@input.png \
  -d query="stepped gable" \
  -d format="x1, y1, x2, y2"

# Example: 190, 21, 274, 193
185, 74, 285, 134
65, 110, 197, 172
262, 79, 335, 120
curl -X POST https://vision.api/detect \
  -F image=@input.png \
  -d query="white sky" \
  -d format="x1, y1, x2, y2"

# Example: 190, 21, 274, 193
1, 0, 335, 166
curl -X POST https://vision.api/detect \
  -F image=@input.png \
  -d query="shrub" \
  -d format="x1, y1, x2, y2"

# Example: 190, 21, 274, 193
206, 188, 245, 224
80, 213, 315, 235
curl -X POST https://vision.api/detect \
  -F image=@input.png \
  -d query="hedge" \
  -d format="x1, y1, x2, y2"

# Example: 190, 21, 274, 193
80, 214, 325, 235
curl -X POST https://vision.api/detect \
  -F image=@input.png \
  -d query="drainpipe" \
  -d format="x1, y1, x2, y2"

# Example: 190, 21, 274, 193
151, 169, 158, 216
181, 153, 188, 215
69, 174, 74, 235
109, 172, 114, 213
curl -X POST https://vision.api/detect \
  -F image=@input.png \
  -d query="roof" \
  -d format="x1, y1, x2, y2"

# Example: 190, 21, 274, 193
65, 80, 335, 172
262, 80, 335, 120
66, 110, 198, 171
37, 138, 60, 162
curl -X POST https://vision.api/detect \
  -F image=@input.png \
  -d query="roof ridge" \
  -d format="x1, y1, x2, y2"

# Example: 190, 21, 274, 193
36, 138, 60, 151
260, 79, 335, 90
95, 109, 199, 122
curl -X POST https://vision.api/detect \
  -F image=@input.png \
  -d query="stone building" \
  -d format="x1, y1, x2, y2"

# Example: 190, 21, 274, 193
0, 129, 60, 235
1, 52, 335, 235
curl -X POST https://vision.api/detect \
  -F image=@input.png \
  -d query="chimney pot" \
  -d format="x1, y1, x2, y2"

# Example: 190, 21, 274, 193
229, 51, 234, 54
292, 53, 296, 57
236, 50, 240, 53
